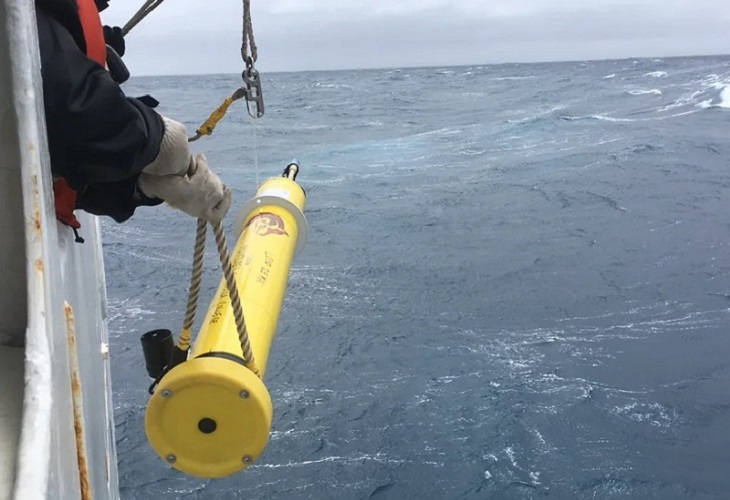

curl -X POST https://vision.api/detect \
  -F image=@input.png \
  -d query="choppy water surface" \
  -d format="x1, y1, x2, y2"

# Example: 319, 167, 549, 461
105, 56, 730, 499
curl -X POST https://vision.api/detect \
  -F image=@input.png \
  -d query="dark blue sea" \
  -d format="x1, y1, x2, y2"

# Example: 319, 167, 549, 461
104, 56, 730, 499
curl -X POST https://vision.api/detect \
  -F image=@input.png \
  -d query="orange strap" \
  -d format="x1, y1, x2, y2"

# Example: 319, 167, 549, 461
53, 178, 81, 229
77, 0, 107, 66
54, 0, 106, 231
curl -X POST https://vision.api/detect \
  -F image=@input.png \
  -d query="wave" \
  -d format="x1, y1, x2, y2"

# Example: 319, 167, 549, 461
506, 104, 566, 125
611, 402, 678, 429
314, 82, 352, 89
107, 298, 155, 324
625, 89, 662, 96
255, 453, 413, 469
491, 76, 537, 81
660, 75, 730, 110
718, 84, 730, 108
698, 84, 730, 109
559, 114, 635, 123
559, 111, 700, 123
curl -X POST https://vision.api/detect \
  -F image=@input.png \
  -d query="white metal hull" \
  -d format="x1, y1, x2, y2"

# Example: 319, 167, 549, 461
1, 1, 120, 498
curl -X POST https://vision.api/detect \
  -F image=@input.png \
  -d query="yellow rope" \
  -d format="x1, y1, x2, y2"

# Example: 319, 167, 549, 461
188, 88, 247, 142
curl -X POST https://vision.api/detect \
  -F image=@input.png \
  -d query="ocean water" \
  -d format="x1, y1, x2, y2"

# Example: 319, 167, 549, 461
104, 56, 730, 499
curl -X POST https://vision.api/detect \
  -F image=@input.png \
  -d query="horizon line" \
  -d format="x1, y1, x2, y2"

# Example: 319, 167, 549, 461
127, 52, 730, 79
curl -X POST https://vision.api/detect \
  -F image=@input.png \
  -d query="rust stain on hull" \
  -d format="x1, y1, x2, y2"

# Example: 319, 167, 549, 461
31, 173, 42, 236
66, 302, 92, 500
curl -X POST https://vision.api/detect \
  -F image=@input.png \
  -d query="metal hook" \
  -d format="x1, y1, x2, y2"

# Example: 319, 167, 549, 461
242, 67, 264, 118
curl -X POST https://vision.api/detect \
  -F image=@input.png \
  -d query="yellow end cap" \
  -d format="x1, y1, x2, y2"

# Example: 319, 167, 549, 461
145, 356, 272, 478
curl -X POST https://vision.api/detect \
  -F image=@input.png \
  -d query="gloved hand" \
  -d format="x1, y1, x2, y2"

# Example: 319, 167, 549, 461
104, 26, 129, 83
103, 25, 125, 56
136, 95, 160, 108
138, 117, 232, 223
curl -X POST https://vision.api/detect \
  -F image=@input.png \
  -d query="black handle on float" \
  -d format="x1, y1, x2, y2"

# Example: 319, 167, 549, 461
140, 329, 174, 379
282, 160, 299, 181
168, 345, 189, 371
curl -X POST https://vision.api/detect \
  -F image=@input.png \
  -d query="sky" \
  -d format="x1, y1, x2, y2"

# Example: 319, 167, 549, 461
103, 0, 730, 76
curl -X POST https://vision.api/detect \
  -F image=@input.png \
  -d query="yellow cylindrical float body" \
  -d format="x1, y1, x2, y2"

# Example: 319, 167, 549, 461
145, 171, 307, 478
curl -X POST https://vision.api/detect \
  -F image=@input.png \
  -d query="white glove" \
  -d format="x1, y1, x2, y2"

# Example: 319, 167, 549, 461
138, 117, 231, 223
139, 153, 231, 223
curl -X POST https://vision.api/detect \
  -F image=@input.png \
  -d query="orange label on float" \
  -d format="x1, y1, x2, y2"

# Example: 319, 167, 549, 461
244, 212, 288, 237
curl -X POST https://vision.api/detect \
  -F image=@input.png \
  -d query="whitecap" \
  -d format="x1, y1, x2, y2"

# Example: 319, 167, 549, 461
107, 298, 155, 323
698, 99, 714, 109
504, 446, 518, 467
255, 453, 410, 469
560, 114, 636, 123
602, 74, 616, 79
645, 71, 668, 78
507, 104, 566, 124
612, 402, 678, 428
314, 82, 351, 89
626, 89, 662, 96
656, 89, 704, 112
491, 75, 536, 81
562, 110, 699, 123
718, 84, 730, 108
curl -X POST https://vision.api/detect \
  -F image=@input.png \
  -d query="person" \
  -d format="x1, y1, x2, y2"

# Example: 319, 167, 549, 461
35, 0, 231, 234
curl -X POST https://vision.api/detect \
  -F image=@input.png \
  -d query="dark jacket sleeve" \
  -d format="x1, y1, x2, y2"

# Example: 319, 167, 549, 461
36, 6, 164, 191
75, 177, 163, 223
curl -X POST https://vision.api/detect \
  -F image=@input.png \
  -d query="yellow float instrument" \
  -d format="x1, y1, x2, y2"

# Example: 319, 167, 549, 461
143, 162, 307, 478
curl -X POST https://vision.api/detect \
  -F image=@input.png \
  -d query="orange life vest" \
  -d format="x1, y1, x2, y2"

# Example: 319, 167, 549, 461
53, 0, 107, 233
78, 0, 107, 66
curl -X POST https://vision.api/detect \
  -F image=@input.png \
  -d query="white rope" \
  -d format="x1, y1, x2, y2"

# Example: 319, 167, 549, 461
121, 0, 165, 36
177, 218, 260, 377
241, 0, 258, 64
